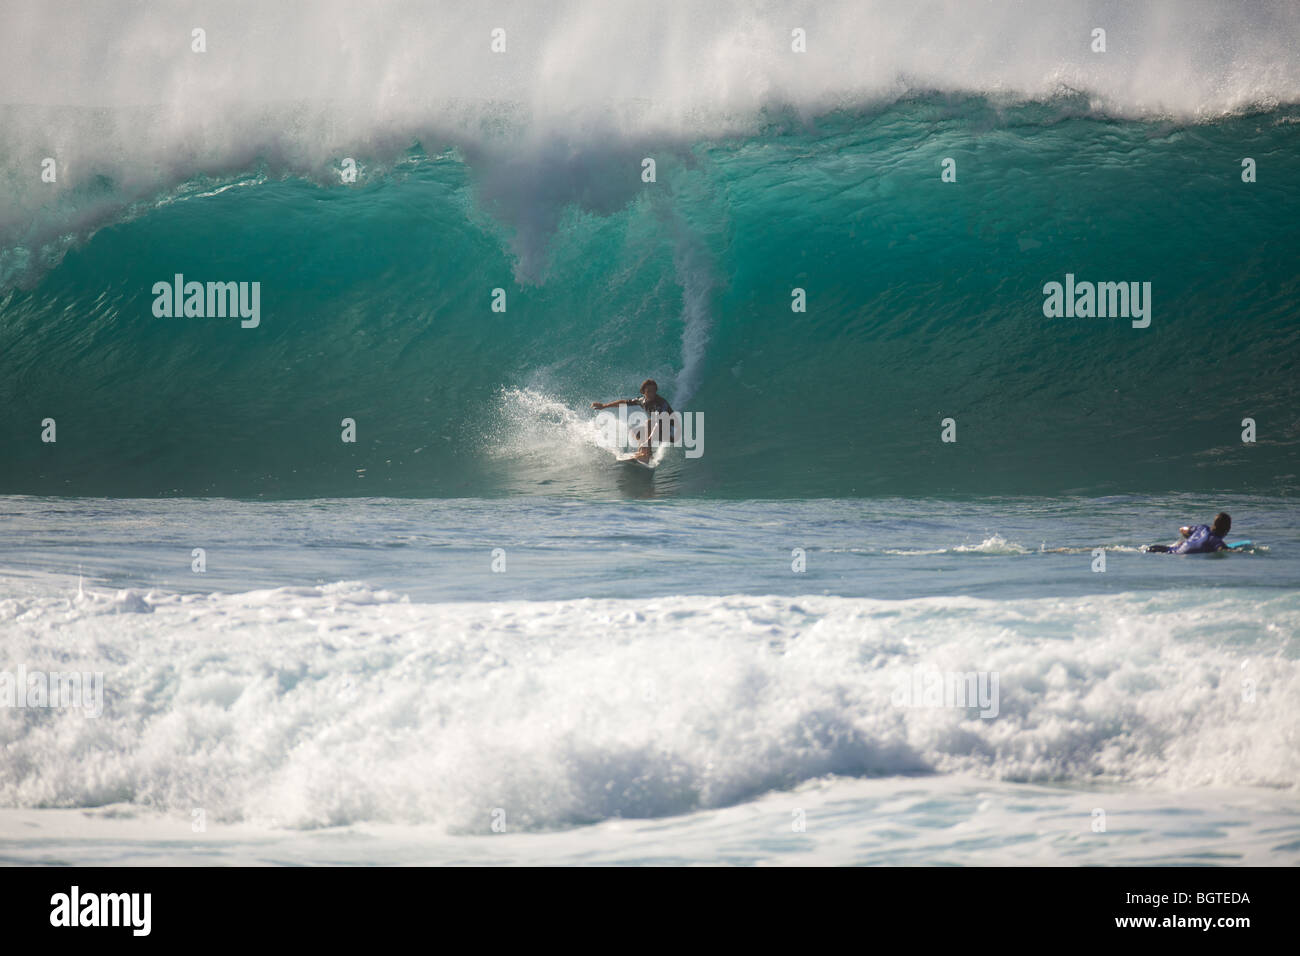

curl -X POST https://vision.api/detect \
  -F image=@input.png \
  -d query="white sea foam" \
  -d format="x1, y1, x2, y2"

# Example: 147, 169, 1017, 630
5, 775, 1298, 865
3, 0, 1298, 268
490, 386, 624, 468
7, 1, 1297, 126
489, 387, 670, 482
2, 580, 1296, 832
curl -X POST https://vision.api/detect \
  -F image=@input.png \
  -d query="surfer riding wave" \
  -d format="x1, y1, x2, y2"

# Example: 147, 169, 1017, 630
592, 379, 674, 463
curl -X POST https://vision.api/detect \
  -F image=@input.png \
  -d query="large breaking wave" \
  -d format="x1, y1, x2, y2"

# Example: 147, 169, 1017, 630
2, 0, 1298, 497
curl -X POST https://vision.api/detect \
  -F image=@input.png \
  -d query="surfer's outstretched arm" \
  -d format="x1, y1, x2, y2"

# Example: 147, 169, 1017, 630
592, 398, 637, 409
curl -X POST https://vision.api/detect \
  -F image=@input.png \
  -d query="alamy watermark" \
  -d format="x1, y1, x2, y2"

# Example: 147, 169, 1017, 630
153, 273, 260, 328
50, 886, 150, 935
1042, 273, 1151, 328
595, 405, 704, 458
891, 667, 1000, 718
0, 666, 103, 717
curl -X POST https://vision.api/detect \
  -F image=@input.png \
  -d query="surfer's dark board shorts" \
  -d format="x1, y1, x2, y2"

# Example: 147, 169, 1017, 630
635, 396, 674, 443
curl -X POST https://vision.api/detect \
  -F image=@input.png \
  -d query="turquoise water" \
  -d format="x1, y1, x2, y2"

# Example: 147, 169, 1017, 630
3, 99, 1298, 498
2, 0, 1299, 866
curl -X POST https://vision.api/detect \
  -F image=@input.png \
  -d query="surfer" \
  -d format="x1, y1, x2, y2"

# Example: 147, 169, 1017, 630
1146, 512, 1231, 553
592, 379, 674, 462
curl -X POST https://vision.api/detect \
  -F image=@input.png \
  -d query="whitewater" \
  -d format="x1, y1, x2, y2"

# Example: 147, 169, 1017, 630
2, 0, 1299, 865
2, 495, 1298, 864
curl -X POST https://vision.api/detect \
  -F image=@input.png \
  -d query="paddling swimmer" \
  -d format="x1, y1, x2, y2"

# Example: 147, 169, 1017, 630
592, 379, 674, 462
1146, 512, 1231, 553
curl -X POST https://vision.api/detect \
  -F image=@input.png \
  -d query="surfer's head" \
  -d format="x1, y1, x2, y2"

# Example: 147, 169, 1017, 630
640, 379, 658, 399
1212, 512, 1231, 536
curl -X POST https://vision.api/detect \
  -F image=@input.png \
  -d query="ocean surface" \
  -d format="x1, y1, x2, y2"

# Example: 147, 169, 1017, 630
2, 0, 1299, 865
2, 494, 1297, 864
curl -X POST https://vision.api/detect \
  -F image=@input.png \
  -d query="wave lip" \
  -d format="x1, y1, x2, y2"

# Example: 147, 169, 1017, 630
5, 0, 1300, 266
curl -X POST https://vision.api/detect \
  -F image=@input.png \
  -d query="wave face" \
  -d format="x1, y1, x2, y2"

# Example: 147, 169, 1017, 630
2, 2, 1299, 498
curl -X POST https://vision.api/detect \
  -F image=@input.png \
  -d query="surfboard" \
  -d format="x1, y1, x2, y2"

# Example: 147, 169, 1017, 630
616, 452, 655, 469
1146, 539, 1252, 553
